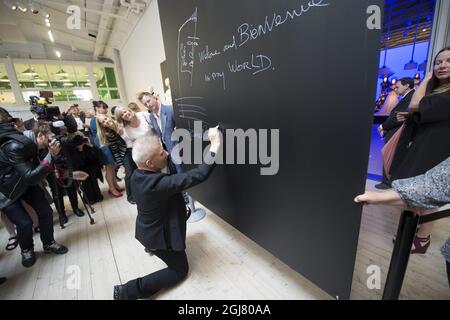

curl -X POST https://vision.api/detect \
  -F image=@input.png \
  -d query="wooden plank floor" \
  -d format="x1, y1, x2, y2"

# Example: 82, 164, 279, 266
0, 179, 448, 300
351, 180, 450, 300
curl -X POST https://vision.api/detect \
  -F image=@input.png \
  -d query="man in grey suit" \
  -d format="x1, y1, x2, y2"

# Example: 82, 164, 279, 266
113, 126, 221, 300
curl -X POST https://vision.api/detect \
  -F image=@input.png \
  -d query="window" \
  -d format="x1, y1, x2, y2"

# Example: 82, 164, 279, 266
15, 63, 95, 102
73, 65, 90, 88
0, 64, 16, 104
11, 62, 120, 103
94, 65, 120, 100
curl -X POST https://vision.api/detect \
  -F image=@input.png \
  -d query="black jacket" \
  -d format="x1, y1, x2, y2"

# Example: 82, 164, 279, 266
382, 89, 414, 142
0, 123, 51, 209
132, 155, 215, 251
391, 90, 450, 180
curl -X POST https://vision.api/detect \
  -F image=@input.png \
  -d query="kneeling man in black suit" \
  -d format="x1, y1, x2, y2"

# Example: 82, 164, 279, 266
114, 126, 221, 299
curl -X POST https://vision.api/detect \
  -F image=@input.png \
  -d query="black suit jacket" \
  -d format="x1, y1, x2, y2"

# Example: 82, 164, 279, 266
132, 155, 216, 251
382, 89, 414, 142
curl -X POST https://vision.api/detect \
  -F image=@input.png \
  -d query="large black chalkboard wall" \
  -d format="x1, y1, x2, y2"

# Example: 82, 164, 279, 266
158, 0, 382, 299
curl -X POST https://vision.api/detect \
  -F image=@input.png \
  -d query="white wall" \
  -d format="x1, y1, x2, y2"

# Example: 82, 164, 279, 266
120, 0, 166, 105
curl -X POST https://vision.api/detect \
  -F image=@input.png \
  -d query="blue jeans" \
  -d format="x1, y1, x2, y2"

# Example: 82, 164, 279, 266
2, 185, 55, 251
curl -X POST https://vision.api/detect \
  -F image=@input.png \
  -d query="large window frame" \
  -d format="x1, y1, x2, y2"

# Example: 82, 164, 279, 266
1, 58, 121, 107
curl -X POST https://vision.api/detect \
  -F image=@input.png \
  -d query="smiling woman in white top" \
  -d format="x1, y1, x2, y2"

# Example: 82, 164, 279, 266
114, 106, 156, 204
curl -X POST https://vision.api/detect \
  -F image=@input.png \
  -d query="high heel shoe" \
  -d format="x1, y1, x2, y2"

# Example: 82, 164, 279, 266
411, 235, 430, 254
108, 190, 123, 198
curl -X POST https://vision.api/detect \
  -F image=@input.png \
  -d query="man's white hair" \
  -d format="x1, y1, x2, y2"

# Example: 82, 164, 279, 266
132, 135, 161, 167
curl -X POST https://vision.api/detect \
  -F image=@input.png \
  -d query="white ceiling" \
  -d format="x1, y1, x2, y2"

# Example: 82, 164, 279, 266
0, 0, 151, 61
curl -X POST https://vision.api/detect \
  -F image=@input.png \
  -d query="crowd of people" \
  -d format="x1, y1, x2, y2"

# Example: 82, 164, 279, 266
0, 86, 222, 299
0, 47, 448, 299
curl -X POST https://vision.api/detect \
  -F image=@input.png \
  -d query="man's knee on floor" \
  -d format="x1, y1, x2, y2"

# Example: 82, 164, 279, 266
175, 261, 189, 280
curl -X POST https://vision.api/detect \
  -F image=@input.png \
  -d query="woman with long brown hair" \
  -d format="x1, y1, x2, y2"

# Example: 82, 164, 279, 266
390, 47, 450, 253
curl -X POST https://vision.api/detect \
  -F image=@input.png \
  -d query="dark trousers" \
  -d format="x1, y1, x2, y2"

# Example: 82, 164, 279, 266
447, 261, 450, 288
122, 250, 189, 299
80, 172, 103, 203
2, 185, 55, 251
47, 173, 78, 215
123, 148, 137, 202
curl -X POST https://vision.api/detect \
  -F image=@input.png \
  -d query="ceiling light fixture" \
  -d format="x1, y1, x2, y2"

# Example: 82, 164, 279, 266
3, 0, 17, 10
29, 0, 39, 14
55, 50, 61, 59
46, 21, 51, 27
22, 67, 37, 76
56, 68, 68, 76
48, 30, 54, 43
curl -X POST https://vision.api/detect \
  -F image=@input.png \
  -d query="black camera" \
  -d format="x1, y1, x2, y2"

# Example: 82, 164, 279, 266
52, 134, 87, 148
29, 96, 61, 121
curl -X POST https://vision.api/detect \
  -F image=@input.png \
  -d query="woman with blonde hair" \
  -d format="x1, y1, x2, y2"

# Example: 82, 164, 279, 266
114, 106, 155, 204
95, 114, 127, 170
90, 101, 123, 198
128, 102, 142, 113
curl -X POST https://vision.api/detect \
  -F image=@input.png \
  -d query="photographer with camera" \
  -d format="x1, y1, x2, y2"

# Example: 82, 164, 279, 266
39, 117, 87, 225
0, 107, 68, 268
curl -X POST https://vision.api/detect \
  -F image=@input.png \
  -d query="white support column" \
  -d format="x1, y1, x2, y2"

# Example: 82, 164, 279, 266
113, 48, 128, 104
4, 56, 26, 105
427, 0, 450, 71
87, 63, 99, 101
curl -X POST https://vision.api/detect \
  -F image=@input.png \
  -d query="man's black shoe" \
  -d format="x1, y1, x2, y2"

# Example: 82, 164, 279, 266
74, 208, 85, 217
374, 183, 391, 190
186, 207, 192, 221
59, 213, 68, 225
0, 277, 7, 285
113, 285, 126, 300
44, 241, 68, 255
21, 249, 36, 268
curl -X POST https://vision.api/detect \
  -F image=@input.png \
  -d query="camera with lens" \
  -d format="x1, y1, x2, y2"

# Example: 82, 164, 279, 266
51, 134, 87, 148
29, 96, 61, 122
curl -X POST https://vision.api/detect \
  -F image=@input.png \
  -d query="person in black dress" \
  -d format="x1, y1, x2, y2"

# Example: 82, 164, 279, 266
389, 47, 450, 253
